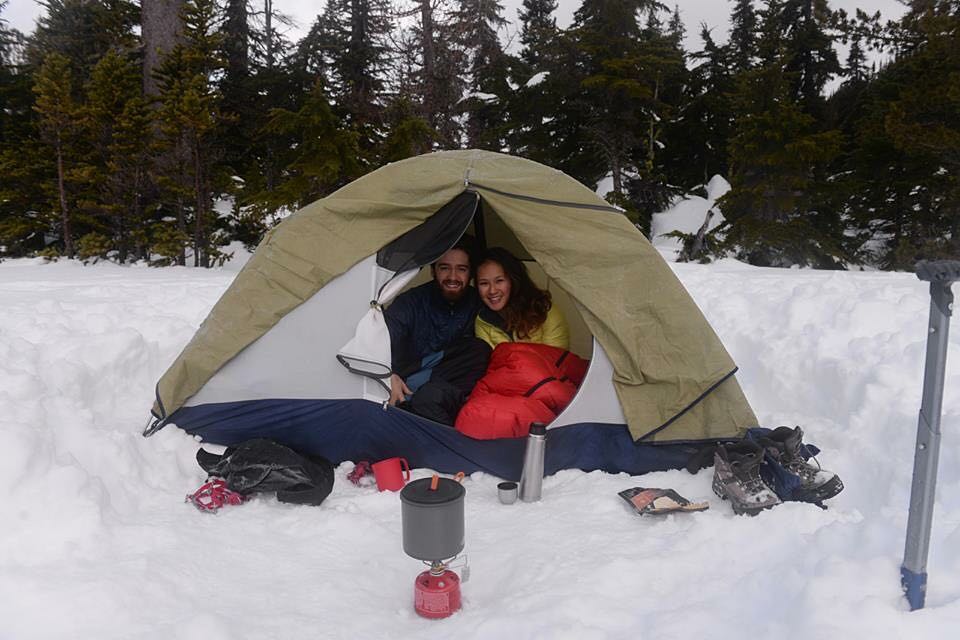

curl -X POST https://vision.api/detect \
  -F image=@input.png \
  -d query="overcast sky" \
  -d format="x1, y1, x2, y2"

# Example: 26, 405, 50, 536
4, 0, 907, 55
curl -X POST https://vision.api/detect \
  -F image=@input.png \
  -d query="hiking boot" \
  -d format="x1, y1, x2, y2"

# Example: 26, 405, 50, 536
712, 440, 782, 516
758, 426, 844, 504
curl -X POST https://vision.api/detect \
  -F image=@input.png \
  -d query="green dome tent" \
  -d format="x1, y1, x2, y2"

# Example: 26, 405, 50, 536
146, 150, 757, 477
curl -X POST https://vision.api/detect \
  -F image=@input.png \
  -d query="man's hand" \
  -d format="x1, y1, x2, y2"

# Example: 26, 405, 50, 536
389, 374, 412, 406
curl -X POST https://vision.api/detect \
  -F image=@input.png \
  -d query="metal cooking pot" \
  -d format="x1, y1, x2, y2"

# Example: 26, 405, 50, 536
400, 476, 465, 562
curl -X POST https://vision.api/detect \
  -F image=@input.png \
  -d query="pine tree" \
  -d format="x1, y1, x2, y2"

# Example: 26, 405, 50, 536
507, 0, 560, 161
452, 0, 510, 149
761, 0, 840, 117
858, 1, 960, 264
83, 50, 152, 263
256, 81, 360, 209
517, 0, 557, 69
403, 0, 465, 147
729, 0, 757, 71
569, 0, 684, 231
570, 0, 647, 197
219, 0, 252, 169
845, 32, 868, 82
719, 63, 845, 267
154, 0, 226, 267
33, 52, 81, 258
662, 26, 734, 191
29, 0, 139, 84
0, 2, 50, 257
668, 4, 685, 46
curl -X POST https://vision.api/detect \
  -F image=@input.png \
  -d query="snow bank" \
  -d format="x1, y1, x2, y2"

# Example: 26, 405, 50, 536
651, 175, 729, 259
1, 258, 959, 638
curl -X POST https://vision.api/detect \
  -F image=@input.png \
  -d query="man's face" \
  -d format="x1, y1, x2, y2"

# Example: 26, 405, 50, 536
432, 248, 471, 302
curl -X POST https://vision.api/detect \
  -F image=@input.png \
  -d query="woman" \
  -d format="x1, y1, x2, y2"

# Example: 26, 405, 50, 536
473, 247, 569, 350
455, 248, 586, 439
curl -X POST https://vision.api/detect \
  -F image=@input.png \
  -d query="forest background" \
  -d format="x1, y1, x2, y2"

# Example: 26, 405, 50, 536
0, 0, 957, 270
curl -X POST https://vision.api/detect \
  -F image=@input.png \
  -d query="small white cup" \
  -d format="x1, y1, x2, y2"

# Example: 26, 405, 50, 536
498, 481, 518, 505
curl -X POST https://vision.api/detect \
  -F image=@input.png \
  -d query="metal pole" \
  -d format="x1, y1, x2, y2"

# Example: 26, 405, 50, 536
901, 260, 959, 610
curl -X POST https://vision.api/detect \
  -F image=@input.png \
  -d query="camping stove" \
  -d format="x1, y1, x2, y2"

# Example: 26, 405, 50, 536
400, 475, 467, 619
414, 560, 462, 619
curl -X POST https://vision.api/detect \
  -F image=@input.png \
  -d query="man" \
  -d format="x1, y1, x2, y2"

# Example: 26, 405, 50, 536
384, 241, 490, 425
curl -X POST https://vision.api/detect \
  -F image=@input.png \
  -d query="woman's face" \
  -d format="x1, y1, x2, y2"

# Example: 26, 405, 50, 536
477, 261, 511, 312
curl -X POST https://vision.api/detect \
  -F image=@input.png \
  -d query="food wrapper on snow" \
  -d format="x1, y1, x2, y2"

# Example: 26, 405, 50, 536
618, 487, 709, 516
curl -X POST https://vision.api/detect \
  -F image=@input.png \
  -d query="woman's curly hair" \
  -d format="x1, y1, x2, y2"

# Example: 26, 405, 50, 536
478, 247, 552, 340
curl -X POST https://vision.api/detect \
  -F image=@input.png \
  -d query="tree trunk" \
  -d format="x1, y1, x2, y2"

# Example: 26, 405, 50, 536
142, 0, 185, 97
265, 0, 274, 69
420, 0, 436, 128
688, 209, 715, 261
647, 73, 661, 169
55, 132, 73, 258
610, 150, 622, 197
177, 190, 186, 266
193, 138, 205, 268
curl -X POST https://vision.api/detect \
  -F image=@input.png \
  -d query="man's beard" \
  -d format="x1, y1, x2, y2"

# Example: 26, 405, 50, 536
439, 279, 465, 302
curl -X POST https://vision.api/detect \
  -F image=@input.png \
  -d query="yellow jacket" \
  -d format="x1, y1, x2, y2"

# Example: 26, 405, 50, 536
474, 303, 570, 350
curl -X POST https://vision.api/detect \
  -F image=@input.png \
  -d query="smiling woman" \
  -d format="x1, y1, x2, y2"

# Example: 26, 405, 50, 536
474, 247, 569, 351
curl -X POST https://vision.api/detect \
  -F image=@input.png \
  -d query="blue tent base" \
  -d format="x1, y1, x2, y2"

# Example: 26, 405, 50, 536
170, 398, 701, 480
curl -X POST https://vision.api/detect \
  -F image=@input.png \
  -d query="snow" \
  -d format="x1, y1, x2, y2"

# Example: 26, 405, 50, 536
463, 92, 498, 103
525, 72, 548, 87
2, 253, 960, 639
651, 174, 730, 258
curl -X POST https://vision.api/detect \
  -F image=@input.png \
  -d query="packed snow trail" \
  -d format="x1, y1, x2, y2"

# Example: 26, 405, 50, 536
1, 257, 958, 640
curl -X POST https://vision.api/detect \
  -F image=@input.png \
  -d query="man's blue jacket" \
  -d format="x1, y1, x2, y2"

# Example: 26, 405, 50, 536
384, 281, 480, 376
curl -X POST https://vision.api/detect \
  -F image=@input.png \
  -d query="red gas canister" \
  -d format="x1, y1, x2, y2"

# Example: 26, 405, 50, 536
414, 568, 461, 619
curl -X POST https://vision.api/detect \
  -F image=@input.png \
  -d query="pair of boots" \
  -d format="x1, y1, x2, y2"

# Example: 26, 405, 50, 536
712, 426, 844, 516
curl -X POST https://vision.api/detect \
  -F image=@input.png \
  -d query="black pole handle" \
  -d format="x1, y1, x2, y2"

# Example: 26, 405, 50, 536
916, 260, 960, 284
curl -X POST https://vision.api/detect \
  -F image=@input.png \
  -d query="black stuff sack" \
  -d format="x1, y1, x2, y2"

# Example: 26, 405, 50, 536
196, 438, 335, 506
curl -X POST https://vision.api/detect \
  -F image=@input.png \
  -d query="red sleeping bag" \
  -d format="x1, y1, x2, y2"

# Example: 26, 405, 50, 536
454, 343, 589, 439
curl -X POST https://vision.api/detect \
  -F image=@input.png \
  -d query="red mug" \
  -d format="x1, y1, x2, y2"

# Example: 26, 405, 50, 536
372, 457, 411, 492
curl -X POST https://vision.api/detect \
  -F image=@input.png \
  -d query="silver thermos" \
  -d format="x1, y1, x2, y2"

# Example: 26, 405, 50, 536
519, 422, 547, 502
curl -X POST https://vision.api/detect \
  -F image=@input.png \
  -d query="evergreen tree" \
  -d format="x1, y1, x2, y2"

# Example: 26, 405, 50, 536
762, 0, 840, 117
29, 0, 139, 83
661, 26, 734, 191
518, 0, 557, 69
719, 63, 845, 267
154, 0, 226, 267
841, 1, 960, 266
336, 0, 393, 161
404, 0, 464, 147
568, 0, 683, 231
729, 0, 757, 71
569, 0, 647, 197
256, 81, 361, 209
83, 51, 152, 263
33, 52, 81, 258
506, 0, 560, 161
380, 95, 435, 162
0, 3, 49, 257
219, 0, 252, 168
845, 32, 868, 82
667, 4, 684, 48
452, 0, 510, 149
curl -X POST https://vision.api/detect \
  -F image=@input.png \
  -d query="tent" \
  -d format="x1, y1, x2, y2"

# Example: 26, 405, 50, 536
144, 150, 758, 479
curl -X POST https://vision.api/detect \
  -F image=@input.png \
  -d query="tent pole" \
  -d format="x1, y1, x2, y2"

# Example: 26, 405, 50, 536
901, 260, 959, 610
